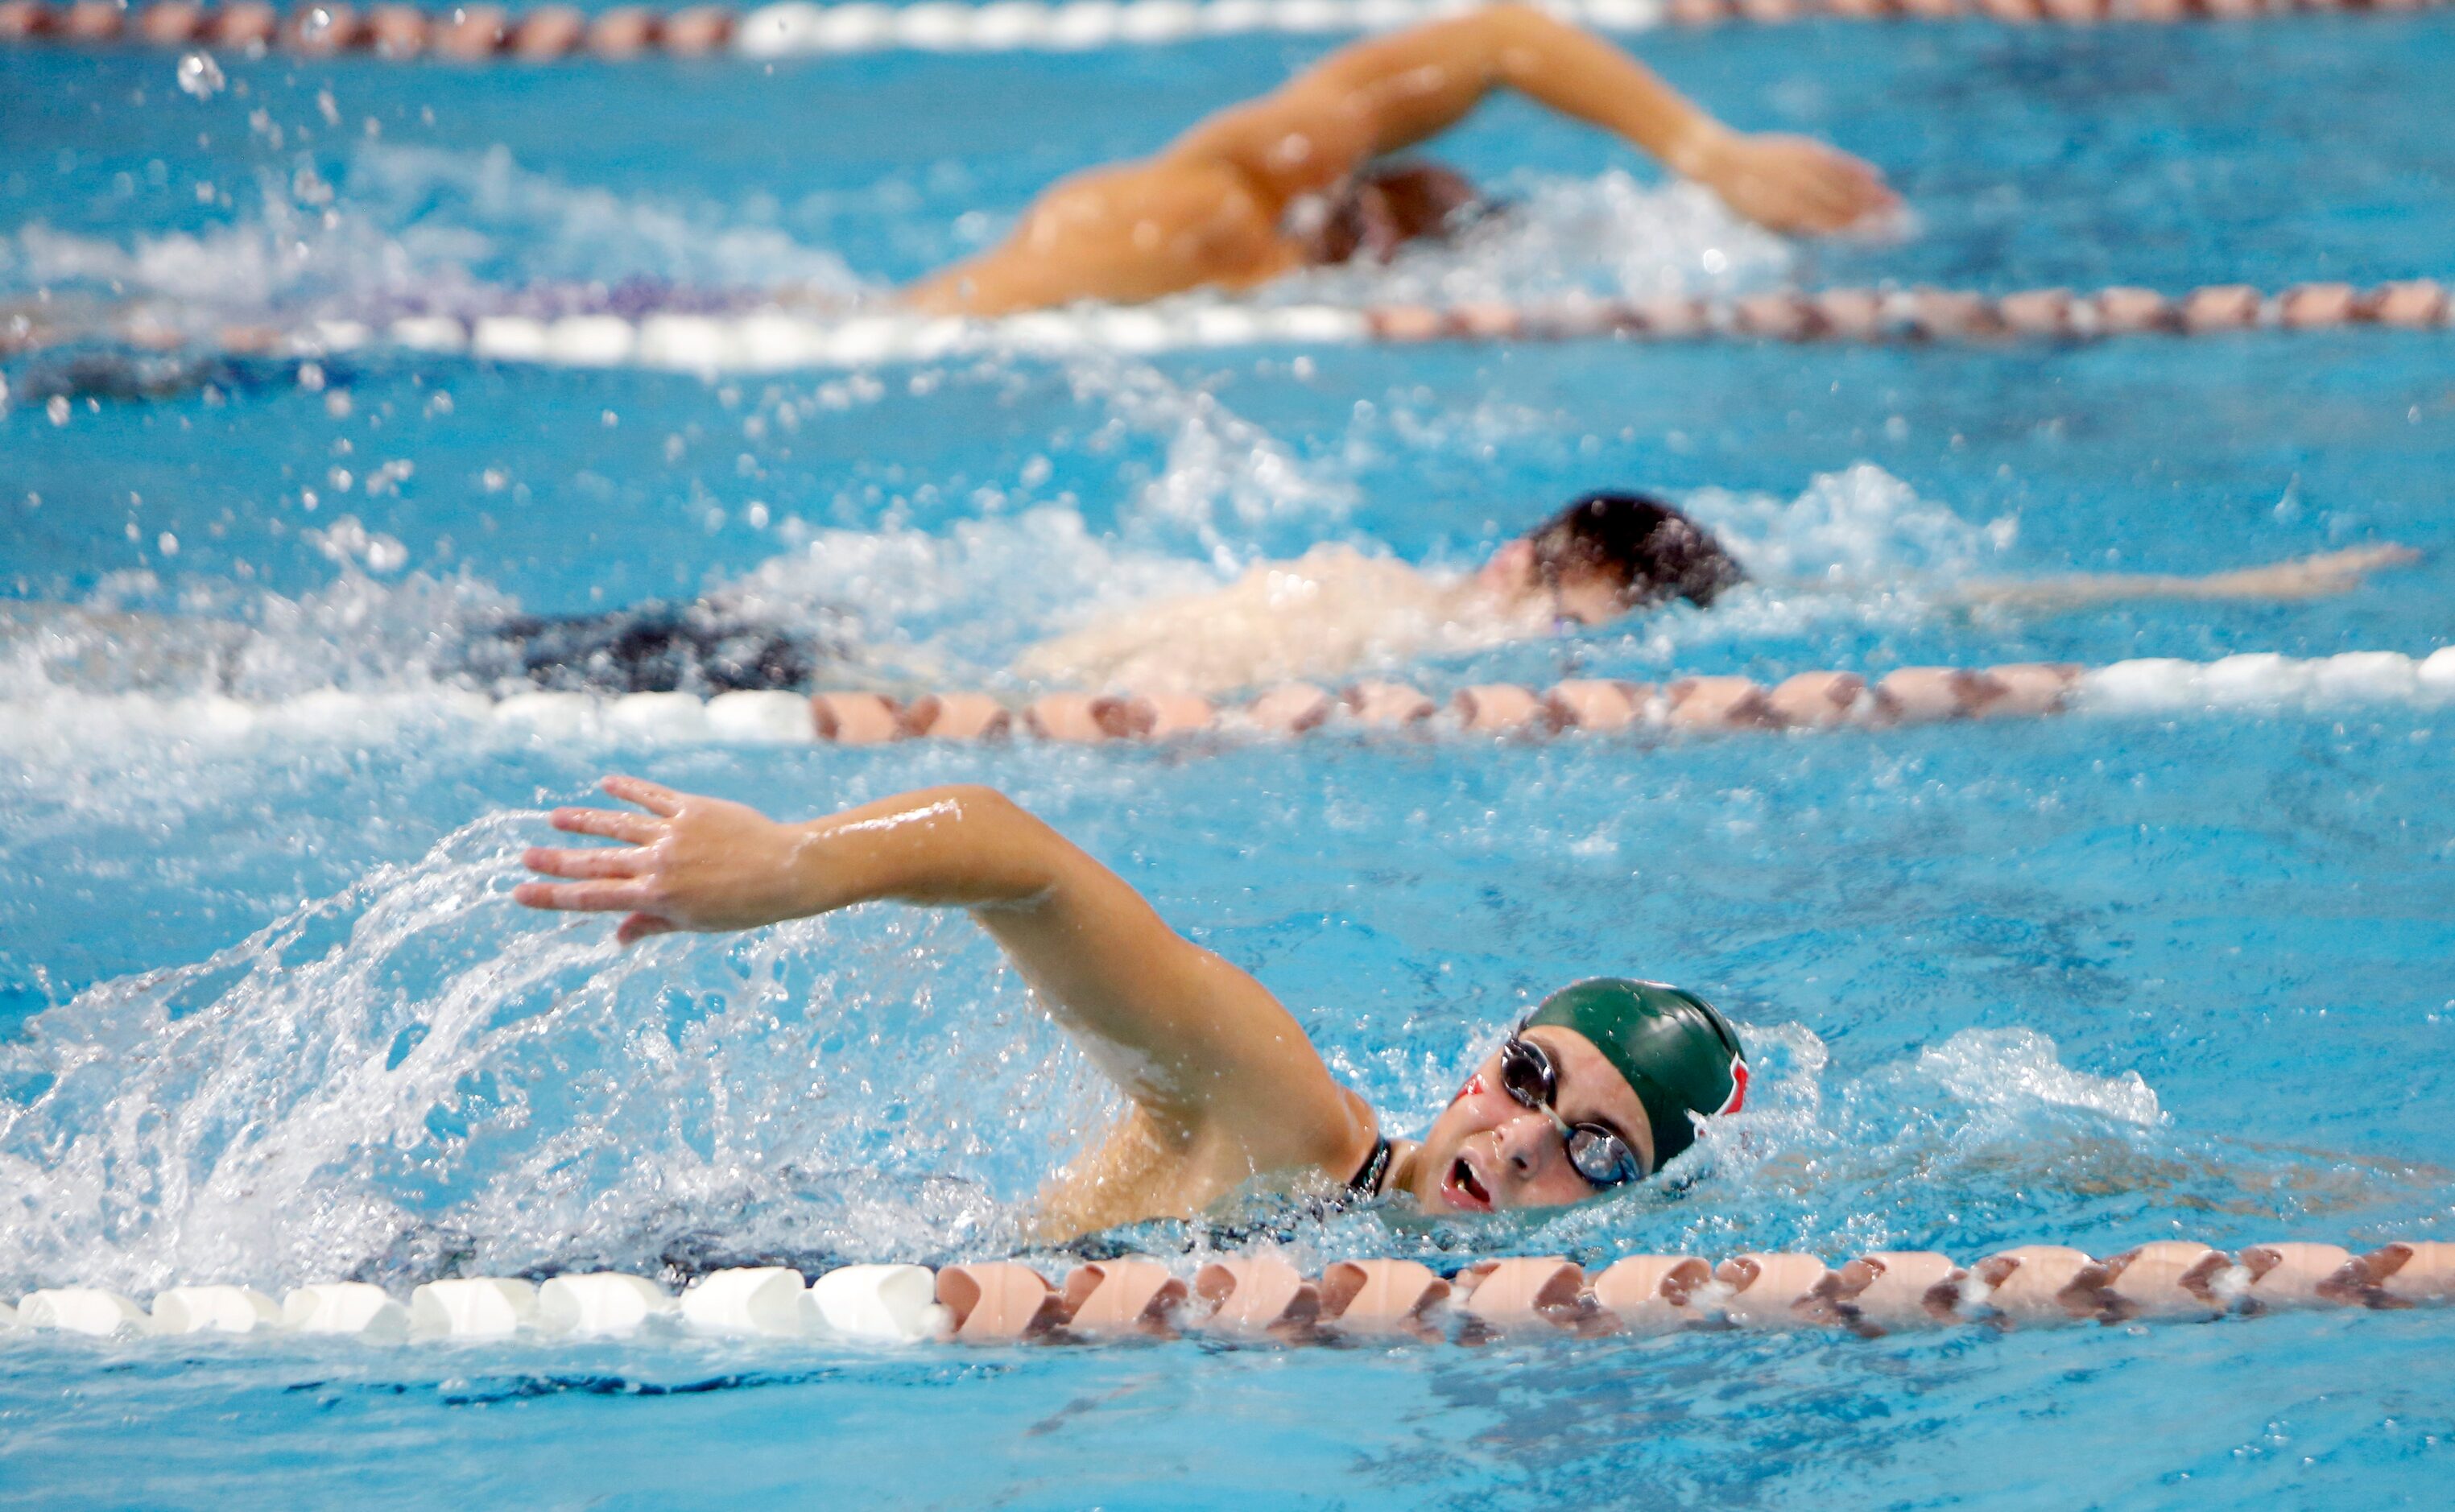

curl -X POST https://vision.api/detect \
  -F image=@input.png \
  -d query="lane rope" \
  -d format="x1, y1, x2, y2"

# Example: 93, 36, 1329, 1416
10, 279, 2446, 382
3, 0, 2446, 64
6, 650, 2447, 747
10, 1240, 2451, 1345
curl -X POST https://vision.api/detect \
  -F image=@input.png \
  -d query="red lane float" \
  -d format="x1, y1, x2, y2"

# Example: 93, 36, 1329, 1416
14, 0, 2453, 62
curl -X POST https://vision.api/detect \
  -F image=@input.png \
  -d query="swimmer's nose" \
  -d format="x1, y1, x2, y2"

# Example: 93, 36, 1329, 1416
1493, 1112, 1556, 1180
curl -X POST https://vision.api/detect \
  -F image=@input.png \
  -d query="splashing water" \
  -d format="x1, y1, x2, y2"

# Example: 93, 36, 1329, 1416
0, 816, 1112, 1296
1262, 173, 1796, 308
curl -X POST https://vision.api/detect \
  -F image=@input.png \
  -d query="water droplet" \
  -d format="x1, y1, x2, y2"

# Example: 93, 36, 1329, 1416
176, 52, 225, 101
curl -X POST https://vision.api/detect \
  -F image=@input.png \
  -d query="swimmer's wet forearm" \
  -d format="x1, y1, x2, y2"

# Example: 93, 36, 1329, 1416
513, 779, 1085, 941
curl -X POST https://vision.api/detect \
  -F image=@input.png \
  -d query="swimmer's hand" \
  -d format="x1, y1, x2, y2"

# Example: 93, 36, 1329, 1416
516, 775, 821, 944
1686, 130, 1900, 237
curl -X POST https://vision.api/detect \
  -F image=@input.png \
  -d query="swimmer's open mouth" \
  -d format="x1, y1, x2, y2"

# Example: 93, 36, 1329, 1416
1443, 1155, 1494, 1213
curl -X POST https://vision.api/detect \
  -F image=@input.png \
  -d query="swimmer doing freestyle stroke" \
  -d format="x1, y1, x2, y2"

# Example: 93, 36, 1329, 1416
516, 775, 1746, 1239
2, 495, 2411, 698
903, 4, 1900, 314
1015, 491, 2422, 696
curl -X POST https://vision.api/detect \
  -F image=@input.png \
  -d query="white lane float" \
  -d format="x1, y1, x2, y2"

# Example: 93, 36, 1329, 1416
538, 1274, 680, 1337
808, 1264, 953, 1343
409, 1278, 541, 1340
680, 1266, 812, 1337
19, 1288, 152, 1337
283, 1283, 413, 1341
151, 1285, 286, 1335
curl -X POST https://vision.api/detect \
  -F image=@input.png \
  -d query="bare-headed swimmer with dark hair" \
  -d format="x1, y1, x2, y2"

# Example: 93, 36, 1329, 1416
1015, 492, 2420, 696
903, 5, 1899, 316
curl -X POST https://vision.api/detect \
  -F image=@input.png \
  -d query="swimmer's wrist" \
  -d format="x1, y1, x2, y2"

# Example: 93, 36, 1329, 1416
1664, 118, 1735, 182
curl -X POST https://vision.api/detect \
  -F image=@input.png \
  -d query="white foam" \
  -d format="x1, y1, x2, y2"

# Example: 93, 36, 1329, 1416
151, 1284, 285, 1335
178, 694, 262, 740
680, 1266, 812, 1337
806, 1264, 946, 1343
2208, 1262, 2254, 1308
538, 1273, 676, 1337
0, 1299, 16, 1330
1916, 1027, 2164, 1128
410, 1277, 540, 1340
283, 1283, 411, 1340
19, 1288, 151, 1337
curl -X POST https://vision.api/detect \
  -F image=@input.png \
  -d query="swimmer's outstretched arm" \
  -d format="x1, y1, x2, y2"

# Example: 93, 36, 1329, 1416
517, 779, 1376, 1191
906, 6, 1895, 314
1178, 3, 1898, 234
1959, 543, 2419, 612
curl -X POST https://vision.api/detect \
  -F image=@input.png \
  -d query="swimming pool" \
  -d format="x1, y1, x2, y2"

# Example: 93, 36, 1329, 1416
5, 10, 2453, 1506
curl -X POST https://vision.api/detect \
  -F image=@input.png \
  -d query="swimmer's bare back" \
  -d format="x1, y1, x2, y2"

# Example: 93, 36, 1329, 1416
515, 779, 1380, 1240
903, 4, 1897, 316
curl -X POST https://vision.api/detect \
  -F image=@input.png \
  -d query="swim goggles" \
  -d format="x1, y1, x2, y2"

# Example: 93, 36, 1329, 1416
1497, 1029, 1647, 1188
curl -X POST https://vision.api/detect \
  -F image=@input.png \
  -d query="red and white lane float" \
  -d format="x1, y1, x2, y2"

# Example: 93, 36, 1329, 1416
44, 279, 2445, 380
41, 647, 2446, 750
10, 1241, 2451, 1346
6, 0, 2449, 63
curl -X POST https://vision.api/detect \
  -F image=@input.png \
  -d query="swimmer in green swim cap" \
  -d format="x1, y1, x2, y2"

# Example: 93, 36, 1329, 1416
518, 778, 1744, 1239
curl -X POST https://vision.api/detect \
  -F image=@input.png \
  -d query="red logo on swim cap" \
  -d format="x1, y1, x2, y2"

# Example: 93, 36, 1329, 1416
1716, 1057, 1748, 1117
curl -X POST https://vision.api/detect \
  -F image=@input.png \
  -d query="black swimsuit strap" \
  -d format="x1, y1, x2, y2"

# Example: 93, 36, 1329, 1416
1346, 1133, 1395, 1199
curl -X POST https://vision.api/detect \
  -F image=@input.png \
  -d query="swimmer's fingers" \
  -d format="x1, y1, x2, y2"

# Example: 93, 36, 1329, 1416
1788, 155, 1887, 232
511, 878, 654, 914
617, 912, 677, 945
523, 845, 647, 881
549, 806, 661, 844
601, 774, 684, 816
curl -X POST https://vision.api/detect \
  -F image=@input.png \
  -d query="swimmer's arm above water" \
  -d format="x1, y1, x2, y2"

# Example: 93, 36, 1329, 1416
1957, 543, 2420, 612
907, 7, 1895, 314
515, 779, 1374, 1179
1179, 3, 1898, 234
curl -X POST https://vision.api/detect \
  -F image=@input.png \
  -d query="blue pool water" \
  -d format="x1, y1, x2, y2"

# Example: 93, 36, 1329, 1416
4, 12, 2454, 1507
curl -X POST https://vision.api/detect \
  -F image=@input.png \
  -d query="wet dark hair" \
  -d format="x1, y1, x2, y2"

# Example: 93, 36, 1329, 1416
1526, 492, 1747, 611
1304, 161, 1490, 266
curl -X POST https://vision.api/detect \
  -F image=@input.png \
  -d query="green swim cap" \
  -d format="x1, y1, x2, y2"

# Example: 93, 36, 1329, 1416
1523, 978, 1747, 1173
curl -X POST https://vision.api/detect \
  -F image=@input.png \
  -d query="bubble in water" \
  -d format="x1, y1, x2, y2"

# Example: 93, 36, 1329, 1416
176, 52, 225, 101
